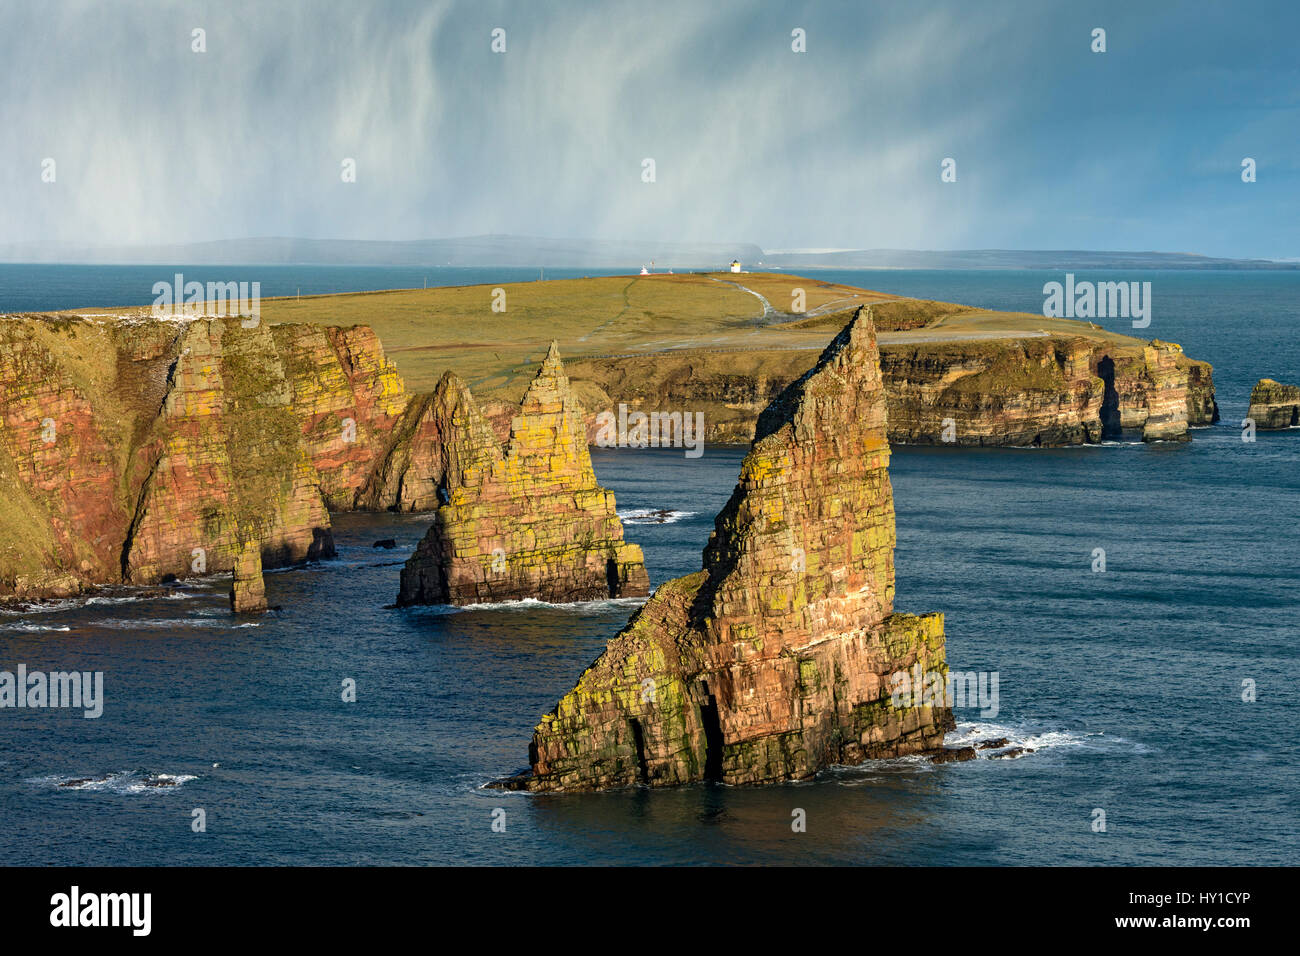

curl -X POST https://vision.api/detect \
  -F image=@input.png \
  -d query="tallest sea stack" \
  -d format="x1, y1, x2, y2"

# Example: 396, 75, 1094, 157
499, 307, 952, 792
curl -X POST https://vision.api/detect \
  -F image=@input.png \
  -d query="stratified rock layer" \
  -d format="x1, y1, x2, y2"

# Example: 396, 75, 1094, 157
0, 315, 337, 603
398, 344, 649, 606
229, 539, 268, 613
0, 315, 647, 606
1246, 378, 1300, 430
498, 308, 951, 792
561, 330, 1219, 446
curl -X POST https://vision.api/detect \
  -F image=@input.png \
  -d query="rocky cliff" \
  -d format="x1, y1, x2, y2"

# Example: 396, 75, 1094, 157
496, 307, 952, 792
397, 344, 649, 606
0, 314, 645, 606
0, 315, 336, 600
561, 331, 1217, 447
1246, 378, 1300, 430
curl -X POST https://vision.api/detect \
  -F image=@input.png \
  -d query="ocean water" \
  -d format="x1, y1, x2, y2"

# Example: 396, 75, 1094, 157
0, 268, 1297, 866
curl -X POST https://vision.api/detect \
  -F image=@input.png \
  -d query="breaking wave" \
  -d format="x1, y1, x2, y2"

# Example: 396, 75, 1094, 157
28, 770, 199, 794
618, 508, 696, 525
404, 596, 647, 614
0, 622, 73, 632
944, 720, 1140, 756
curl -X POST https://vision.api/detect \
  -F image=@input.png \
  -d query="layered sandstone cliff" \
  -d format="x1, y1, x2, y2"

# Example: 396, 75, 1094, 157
496, 308, 951, 792
0, 315, 645, 606
0, 315, 335, 601
1247, 378, 1300, 430
397, 344, 649, 606
562, 332, 1217, 447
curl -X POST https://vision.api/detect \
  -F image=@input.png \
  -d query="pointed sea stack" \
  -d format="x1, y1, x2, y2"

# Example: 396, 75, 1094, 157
397, 343, 649, 606
495, 307, 952, 792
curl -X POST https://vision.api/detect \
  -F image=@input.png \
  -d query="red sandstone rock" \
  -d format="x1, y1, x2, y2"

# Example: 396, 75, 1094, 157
398, 344, 649, 606
496, 308, 952, 792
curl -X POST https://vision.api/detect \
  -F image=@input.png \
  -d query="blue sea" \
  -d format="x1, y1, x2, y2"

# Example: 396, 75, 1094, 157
0, 266, 1296, 865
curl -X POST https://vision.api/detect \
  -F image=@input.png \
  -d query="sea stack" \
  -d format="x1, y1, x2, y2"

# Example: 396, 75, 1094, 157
496, 307, 952, 792
397, 343, 649, 606
229, 539, 268, 613
1246, 378, 1300, 430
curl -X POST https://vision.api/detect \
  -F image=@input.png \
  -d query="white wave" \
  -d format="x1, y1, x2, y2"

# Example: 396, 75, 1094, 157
95, 617, 259, 630
945, 720, 1133, 756
618, 508, 696, 525
0, 598, 83, 616
1, 622, 72, 632
409, 595, 648, 614
0, 588, 204, 616
85, 591, 200, 605
29, 770, 198, 794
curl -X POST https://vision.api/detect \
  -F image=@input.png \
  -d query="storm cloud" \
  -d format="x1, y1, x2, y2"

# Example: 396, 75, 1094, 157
1, 0, 1296, 257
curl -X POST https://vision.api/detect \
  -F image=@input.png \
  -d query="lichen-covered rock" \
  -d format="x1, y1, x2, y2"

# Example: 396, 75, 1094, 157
0, 314, 645, 606
496, 308, 952, 792
229, 539, 268, 613
0, 318, 135, 592
0, 314, 335, 602
122, 319, 336, 585
398, 344, 649, 606
1246, 378, 1300, 430
882, 336, 1106, 446
561, 332, 1217, 447
274, 324, 407, 508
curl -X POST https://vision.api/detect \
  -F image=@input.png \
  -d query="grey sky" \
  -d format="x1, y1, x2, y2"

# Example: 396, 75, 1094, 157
2, 0, 1296, 257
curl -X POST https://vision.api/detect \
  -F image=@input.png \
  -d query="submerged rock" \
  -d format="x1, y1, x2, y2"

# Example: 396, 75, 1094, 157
1247, 378, 1300, 430
929, 747, 977, 764
494, 307, 952, 792
988, 747, 1034, 759
397, 343, 648, 606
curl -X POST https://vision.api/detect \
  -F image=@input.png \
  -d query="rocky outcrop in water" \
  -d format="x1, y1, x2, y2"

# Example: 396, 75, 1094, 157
495, 308, 951, 792
229, 539, 268, 613
398, 344, 649, 606
1247, 378, 1300, 430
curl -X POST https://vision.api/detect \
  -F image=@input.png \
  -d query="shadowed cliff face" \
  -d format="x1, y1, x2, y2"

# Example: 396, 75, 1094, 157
497, 307, 952, 792
397, 343, 649, 606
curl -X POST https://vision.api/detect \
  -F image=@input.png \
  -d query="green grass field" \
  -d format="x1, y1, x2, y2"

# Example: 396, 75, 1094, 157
255, 271, 1149, 400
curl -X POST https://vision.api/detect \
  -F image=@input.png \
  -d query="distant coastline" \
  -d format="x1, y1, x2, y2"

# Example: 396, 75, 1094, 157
0, 236, 1295, 271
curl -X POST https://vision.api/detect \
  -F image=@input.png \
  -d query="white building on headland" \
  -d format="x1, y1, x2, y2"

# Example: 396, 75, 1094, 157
730, 259, 742, 273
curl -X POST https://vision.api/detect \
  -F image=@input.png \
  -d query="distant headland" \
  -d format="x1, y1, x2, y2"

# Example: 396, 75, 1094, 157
0, 236, 1295, 270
